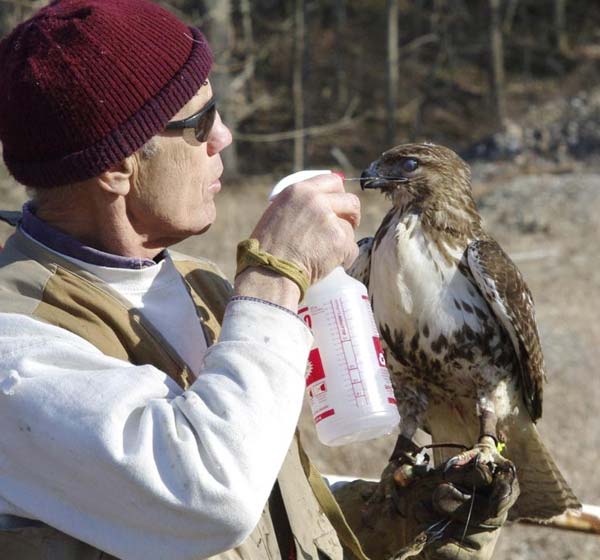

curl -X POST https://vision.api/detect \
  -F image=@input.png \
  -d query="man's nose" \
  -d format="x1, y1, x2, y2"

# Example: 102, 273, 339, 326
207, 111, 232, 156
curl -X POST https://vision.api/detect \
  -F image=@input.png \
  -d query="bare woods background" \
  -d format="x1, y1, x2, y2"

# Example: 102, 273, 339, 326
1, 1, 600, 559
3, 0, 600, 175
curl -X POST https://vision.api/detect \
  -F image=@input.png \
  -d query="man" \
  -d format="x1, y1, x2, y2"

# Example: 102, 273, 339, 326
0, 1, 517, 559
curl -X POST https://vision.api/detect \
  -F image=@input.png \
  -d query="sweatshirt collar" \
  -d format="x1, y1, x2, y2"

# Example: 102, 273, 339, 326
20, 202, 162, 269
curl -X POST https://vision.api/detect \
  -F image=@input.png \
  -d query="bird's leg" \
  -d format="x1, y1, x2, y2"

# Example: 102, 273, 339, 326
479, 402, 499, 446
389, 433, 421, 462
366, 420, 431, 513
390, 415, 421, 460
372, 384, 432, 495
388, 411, 435, 486
388, 429, 426, 486
445, 397, 512, 472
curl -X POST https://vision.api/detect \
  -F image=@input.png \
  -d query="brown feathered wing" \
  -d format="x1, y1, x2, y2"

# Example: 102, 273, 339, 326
467, 237, 580, 519
349, 237, 373, 289
467, 237, 543, 421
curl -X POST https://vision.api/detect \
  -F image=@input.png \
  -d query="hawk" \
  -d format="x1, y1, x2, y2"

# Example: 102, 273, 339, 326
348, 142, 579, 519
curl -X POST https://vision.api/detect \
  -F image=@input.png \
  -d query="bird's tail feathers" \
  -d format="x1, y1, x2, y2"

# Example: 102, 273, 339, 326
504, 421, 581, 521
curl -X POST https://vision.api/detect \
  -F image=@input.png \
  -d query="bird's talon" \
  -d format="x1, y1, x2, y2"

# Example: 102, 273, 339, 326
444, 451, 473, 472
443, 440, 511, 475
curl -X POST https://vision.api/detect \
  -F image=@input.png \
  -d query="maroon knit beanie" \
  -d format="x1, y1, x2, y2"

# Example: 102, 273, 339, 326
0, 0, 213, 188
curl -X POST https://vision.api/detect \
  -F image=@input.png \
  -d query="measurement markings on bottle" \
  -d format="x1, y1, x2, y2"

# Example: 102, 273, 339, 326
330, 297, 370, 407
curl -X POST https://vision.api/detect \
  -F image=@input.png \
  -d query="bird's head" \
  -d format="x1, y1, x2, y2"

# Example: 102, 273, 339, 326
360, 142, 473, 207
361, 142, 481, 238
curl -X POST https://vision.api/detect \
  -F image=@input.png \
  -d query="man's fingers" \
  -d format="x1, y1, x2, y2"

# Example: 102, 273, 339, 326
253, 173, 361, 285
432, 458, 519, 523
489, 465, 520, 516
432, 483, 471, 516
327, 192, 361, 229
444, 456, 494, 488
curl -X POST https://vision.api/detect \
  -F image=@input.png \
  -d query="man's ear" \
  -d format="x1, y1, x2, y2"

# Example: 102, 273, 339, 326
97, 156, 136, 196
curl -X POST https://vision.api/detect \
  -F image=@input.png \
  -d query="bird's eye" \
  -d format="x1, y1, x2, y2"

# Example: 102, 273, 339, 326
401, 158, 419, 173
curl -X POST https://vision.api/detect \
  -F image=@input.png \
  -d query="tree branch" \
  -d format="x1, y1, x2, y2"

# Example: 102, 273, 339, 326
234, 100, 366, 143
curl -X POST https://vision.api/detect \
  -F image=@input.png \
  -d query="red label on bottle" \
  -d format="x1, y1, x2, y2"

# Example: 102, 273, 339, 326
314, 408, 335, 423
298, 306, 312, 330
306, 348, 325, 386
372, 337, 387, 367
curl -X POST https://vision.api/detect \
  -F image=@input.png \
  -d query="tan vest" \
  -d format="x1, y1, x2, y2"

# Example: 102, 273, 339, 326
0, 230, 367, 560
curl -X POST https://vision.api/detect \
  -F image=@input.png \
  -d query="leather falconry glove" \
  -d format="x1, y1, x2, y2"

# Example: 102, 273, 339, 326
333, 438, 520, 560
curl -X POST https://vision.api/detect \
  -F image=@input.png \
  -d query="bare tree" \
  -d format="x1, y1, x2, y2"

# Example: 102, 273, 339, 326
386, 0, 399, 146
204, 0, 239, 175
239, 0, 256, 100
503, 0, 519, 33
489, 0, 507, 127
554, 0, 569, 55
334, 0, 348, 108
293, 0, 306, 171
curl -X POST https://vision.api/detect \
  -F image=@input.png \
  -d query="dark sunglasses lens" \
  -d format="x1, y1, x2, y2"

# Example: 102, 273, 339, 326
195, 104, 217, 142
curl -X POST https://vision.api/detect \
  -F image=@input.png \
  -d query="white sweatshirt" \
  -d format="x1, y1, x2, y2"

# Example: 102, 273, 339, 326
0, 245, 312, 560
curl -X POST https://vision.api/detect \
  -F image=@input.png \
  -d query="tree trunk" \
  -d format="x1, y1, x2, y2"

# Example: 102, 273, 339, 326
503, 0, 519, 33
335, 0, 348, 108
239, 0, 256, 101
386, 0, 399, 146
293, 0, 306, 171
554, 0, 568, 55
489, 0, 506, 128
205, 0, 239, 176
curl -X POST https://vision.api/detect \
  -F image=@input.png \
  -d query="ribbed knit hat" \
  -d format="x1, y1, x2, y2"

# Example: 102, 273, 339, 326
0, 0, 213, 188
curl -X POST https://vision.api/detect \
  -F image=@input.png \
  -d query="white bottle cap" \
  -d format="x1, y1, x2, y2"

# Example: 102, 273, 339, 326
269, 170, 332, 201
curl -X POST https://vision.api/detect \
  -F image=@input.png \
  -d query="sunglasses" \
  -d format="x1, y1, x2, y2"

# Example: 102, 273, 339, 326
164, 96, 217, 143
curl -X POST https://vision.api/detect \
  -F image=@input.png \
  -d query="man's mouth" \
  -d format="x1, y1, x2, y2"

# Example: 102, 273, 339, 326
208, 178, 221, 193
208, 164, 224, 193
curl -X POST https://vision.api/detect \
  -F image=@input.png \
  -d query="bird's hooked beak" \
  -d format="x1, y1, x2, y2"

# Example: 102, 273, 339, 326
360, 163, 408, 190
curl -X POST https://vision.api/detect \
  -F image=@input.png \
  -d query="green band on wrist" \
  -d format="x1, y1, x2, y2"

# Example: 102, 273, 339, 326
235, 238, 310, 300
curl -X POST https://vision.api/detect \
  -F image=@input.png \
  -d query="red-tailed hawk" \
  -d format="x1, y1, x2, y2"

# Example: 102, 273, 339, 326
349, 142, 579, 519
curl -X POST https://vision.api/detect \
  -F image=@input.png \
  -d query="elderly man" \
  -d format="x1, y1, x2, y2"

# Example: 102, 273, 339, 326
0, 1, 517, 559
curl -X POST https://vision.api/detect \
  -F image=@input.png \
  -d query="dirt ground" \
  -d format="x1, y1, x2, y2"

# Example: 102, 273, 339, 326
0, 157, 598, 559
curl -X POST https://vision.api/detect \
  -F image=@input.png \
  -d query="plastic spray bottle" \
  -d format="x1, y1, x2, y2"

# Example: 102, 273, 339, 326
270, 170, 400, 446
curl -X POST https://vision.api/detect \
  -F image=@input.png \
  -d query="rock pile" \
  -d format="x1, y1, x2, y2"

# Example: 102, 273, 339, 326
463, 88, 600, 163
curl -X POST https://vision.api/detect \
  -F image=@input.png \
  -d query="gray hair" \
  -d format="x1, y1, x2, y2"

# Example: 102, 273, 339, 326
26, 182, 80, 209
139, 137, 160, 160
27, 138, 160, 205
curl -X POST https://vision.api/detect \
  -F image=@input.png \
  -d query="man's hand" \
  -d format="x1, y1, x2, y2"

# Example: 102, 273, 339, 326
334, 446, 519, 560
252, 173, 360, 283
235, 174, 360, 309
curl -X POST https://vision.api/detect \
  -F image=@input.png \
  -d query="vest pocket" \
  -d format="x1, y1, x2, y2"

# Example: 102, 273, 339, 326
313, 530, 344, 560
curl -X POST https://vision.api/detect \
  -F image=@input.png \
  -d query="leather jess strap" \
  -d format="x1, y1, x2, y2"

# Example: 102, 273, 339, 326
235, 239, 310, 300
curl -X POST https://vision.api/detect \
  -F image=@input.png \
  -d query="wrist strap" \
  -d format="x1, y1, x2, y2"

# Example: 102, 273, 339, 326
236, 238, 310, 300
